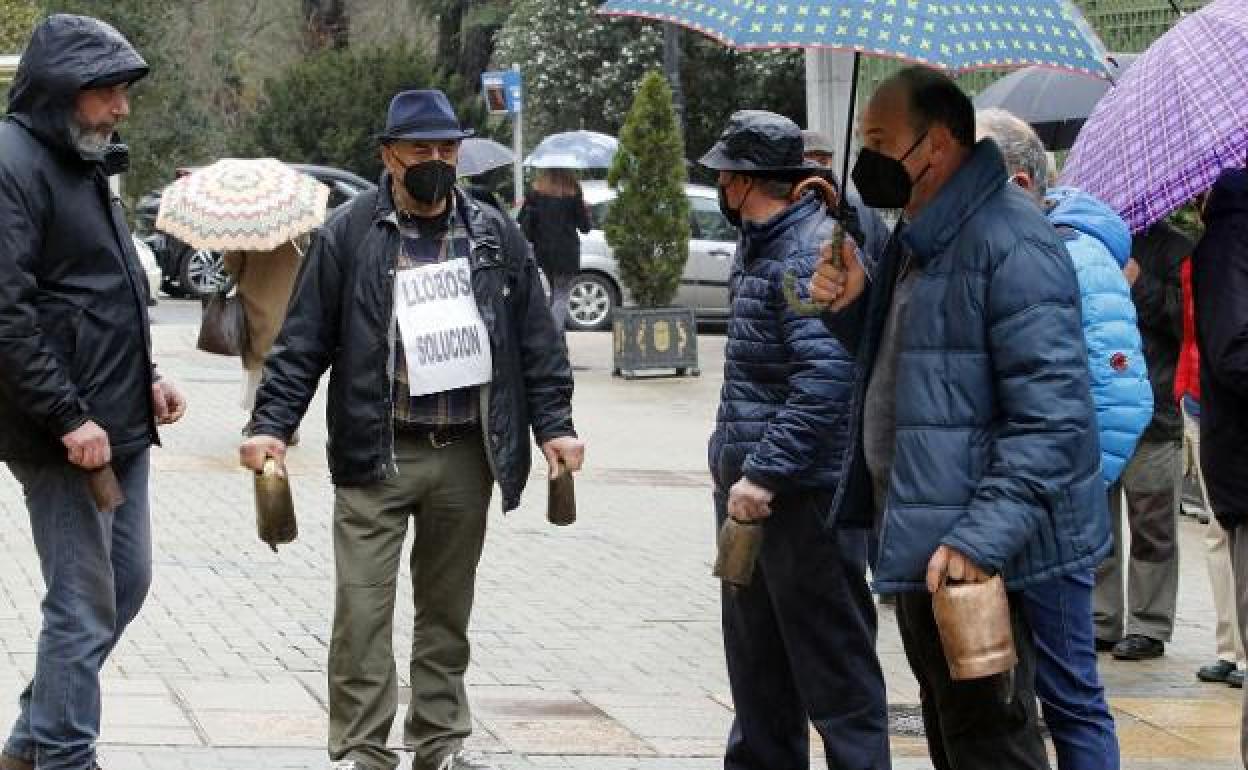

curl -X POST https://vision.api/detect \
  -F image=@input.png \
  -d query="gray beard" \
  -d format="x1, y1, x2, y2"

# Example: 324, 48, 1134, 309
69, 120, 112, 156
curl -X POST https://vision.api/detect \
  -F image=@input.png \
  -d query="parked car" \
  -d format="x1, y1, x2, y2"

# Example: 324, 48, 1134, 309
135, 163, 376, 298
569, 180, 737, 332
130, 234, 161, 306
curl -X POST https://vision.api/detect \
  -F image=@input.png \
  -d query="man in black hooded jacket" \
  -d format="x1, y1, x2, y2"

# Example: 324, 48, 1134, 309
0, 15, 185, 770
1193, 165, 1248, 764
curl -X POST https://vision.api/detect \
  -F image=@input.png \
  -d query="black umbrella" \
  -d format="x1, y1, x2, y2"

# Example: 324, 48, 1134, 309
973, 54, 1137, 151
457, 138, 515, 178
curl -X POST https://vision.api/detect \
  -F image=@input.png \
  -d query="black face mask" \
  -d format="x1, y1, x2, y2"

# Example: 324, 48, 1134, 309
101, 143, 130, 176
402, 160, 457, 205
718, 177, 753, 228
851, 131, 930, 210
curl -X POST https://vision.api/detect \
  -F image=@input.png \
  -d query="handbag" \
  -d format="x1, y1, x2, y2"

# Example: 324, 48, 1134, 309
197, 287, 248, 357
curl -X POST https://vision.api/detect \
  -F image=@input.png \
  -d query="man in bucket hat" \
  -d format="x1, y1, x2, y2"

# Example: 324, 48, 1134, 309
702, 110, 889, 770
240, 89, 584, 770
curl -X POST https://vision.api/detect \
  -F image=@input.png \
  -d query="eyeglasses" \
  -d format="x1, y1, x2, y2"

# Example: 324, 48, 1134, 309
387, 141, 460, 162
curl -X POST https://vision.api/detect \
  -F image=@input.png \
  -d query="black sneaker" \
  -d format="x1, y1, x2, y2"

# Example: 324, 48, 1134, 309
1230, 669, 1245, 688
1095, 637, 1118, 653
1197, 659, 1237, 683
1112, 634, 1165, 661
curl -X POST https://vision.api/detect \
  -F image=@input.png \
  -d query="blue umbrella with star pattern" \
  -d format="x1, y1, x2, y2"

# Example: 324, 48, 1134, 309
600, 0, 1113, 197
600, 0, 1110, 75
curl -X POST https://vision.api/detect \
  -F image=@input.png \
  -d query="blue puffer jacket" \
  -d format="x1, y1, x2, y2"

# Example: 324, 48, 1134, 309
863, 141, 1110, 592
708, 193, 859, 509
1046, 187, 1153, 485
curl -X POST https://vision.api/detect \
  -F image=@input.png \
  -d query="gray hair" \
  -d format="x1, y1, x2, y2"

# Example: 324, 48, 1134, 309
756, 176, 795, 200
733, 173, 794, 201
975, 108, 1048, 201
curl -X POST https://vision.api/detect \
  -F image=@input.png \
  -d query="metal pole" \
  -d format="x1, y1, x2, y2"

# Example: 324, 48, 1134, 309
804, 49, 857, 174
512, 63, 523, 207
663, 23, 686, 137
839, 53, 861, 198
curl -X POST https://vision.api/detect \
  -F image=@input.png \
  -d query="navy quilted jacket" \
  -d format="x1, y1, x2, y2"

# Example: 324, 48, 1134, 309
855, 141, 1111, 592
708, 193, 861, 515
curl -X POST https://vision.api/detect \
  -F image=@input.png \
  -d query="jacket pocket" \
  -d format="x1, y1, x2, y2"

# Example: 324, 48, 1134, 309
37, 301, 82, 366
1060, 467, 1109, 560
968, 433, 988, 482
876, 504, 967, 586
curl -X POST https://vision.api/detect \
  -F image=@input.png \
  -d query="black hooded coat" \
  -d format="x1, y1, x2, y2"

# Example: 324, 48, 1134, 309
1194, 168, 1248, 528
0, 14, 157, 462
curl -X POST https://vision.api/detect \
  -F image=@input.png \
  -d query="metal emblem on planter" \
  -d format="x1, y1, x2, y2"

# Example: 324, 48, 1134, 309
653, 320, 672, 352
611, 307, 700, 379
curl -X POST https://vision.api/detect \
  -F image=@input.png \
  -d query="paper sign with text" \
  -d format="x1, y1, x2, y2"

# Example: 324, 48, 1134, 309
394, 257, 492, 397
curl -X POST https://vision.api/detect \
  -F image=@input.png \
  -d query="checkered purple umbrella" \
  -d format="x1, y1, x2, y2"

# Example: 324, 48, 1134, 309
1060, 0, 1248, 233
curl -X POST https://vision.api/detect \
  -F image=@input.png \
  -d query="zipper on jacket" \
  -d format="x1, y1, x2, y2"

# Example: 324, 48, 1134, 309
462, 192, 505, 488
104, 182, 160, 441
382, 229, 400, 479
479, 383, 499, 484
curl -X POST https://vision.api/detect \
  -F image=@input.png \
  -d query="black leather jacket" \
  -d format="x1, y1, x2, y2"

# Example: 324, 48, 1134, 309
251, 181, 575, 511
0, 15, 157, 463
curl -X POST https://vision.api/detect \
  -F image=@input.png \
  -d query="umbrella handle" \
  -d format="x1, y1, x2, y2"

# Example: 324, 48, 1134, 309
791, 176, 839, 209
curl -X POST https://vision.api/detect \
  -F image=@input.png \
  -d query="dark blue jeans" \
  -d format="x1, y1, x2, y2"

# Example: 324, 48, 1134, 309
716, 492, 890, 770
3, 451, 153, 770
1023, 570, 1120, 770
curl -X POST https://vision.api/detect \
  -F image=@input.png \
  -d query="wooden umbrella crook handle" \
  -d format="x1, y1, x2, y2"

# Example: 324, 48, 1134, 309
790, 177, 846, 271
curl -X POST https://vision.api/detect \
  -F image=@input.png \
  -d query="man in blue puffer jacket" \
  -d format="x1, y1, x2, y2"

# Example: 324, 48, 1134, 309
813, 68, 1109, 770
703, 111, 889, 770
979, 109, 1151, 770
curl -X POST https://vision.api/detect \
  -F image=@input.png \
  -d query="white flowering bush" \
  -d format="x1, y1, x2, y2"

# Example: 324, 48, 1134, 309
494, 0, 662, 142
493, 0, 804, 172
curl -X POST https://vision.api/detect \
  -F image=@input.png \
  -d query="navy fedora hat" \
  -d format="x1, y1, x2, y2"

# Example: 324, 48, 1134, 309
380, 89, 474, 142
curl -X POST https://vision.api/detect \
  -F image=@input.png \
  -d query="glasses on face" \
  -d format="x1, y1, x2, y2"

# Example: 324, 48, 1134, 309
389, 140, 460, 162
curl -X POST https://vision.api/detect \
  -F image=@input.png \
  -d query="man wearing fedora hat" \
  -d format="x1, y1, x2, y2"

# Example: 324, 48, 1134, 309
702, 110, 889, 770
240, 89, 584, 770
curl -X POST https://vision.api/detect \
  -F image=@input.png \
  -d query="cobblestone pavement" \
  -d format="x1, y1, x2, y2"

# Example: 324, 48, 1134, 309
0, 304, 1239, 769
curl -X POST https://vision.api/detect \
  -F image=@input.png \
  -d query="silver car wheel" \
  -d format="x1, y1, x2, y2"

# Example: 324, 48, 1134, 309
568, 275, 614, 331
184, 249, 227, 296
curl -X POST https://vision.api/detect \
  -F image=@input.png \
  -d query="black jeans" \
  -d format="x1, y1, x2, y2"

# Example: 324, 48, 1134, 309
717, 492, 890, 770
896, 589, 1050, 770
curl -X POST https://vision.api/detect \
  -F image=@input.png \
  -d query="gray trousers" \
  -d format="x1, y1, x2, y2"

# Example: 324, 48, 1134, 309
1093, 438, 1183, 642
1226, 525, 1248, 767
547, 272, 574, 332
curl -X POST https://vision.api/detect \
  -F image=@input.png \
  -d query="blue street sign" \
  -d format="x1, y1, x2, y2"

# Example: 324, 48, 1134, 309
481, 69, 523, 115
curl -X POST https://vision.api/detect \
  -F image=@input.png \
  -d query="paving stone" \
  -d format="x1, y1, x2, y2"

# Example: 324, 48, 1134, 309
102, 694, 191, 728
174, 677, 324, 713
194, 710, 329, 747
99, 725, 203, 747
1113, 696, 1242, 728
484, 717, 654, 756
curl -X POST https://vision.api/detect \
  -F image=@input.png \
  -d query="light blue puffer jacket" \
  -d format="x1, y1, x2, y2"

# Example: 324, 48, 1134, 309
1046, 187, 1153, 485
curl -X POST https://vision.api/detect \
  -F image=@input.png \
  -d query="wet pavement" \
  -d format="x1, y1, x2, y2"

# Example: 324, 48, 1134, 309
0, 303, 1238, 769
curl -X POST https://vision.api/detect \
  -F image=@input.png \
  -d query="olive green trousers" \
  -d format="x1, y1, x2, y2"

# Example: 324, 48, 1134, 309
328, 431, 493, 770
